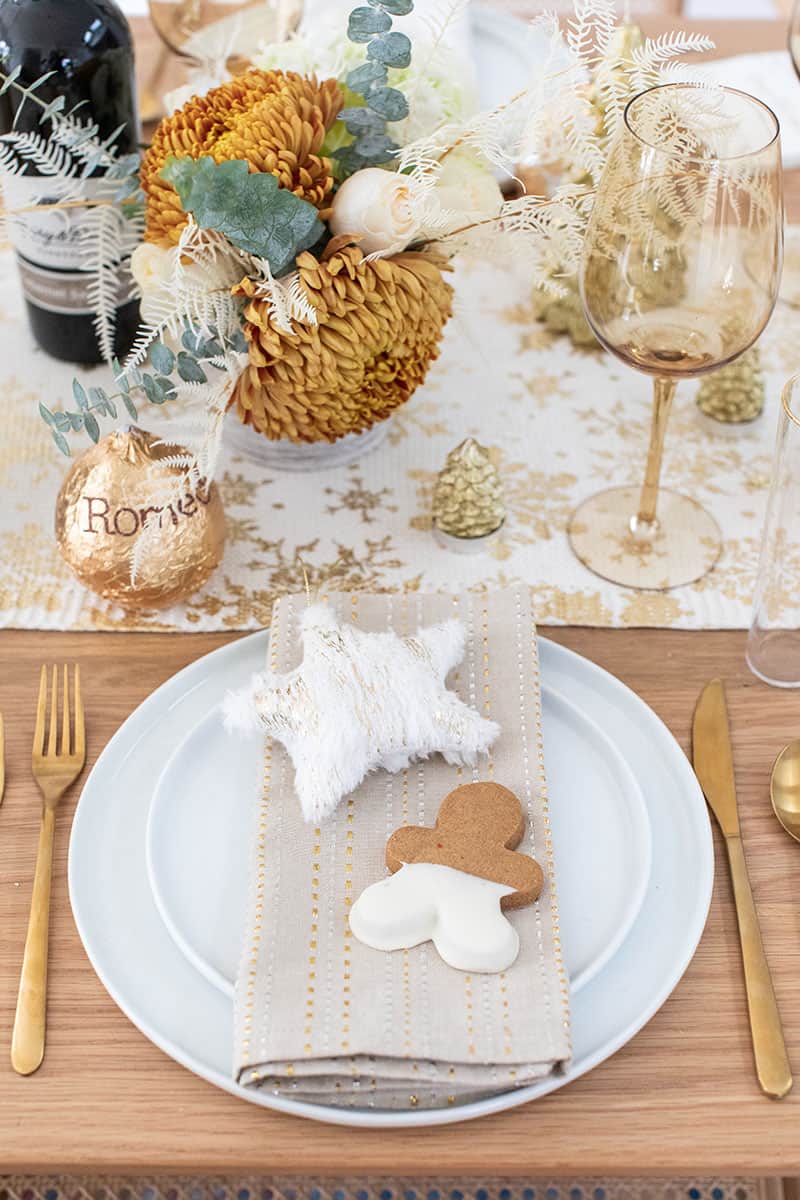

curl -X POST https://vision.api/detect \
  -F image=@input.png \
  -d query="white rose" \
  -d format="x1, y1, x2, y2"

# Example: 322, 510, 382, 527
131, 241, 239, 327
130, 242, 176, 325
329, 168, 420, 257
432, 152, 504, 224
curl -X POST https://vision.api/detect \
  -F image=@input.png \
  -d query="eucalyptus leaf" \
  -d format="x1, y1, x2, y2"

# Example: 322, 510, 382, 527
51, 429, 70, 457
83, 412, 100, 443
141, 373, 161, 404
155, 375, 177, 400
367, 0, 413, 12
0, 65, 22, 95
177, 352, 208, 384
367, 30, 411, 67
346, 62, 387, 93
365, 86, 409, 120
88, 385, 109, 412
354, 131, 398, 160
340, 107, 386, 134
229, 328, 248, 354
197, 336, 223, 359
150, 340, 176, 376
160, 156, 323, 274
38, 402, 55, 427
347, 5, 391, 40
72, 379, 88, 411
53, 411, 74, 432
182, 327, 203, 353
122, 392, 138, 420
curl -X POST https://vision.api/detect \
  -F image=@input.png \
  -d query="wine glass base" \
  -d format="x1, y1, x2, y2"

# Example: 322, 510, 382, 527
568, 486, 722, 590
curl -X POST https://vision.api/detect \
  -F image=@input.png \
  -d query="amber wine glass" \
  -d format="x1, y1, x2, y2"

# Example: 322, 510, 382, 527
569, 83, 783, 590
790, 0, 800, 82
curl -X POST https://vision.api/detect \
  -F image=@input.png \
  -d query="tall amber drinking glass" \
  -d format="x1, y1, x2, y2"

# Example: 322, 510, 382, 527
569, 84, 783, 590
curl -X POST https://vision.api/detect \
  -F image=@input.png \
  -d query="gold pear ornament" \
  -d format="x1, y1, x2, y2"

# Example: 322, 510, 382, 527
432, 438, 505, 552
55, 426, 225, 609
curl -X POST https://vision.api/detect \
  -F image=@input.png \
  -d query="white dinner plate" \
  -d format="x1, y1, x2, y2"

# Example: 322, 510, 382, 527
69, 630, 713, 1129
145, 686, 652, 1000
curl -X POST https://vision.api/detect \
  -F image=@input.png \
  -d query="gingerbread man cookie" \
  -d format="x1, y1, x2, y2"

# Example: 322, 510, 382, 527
348, 782, 544, 973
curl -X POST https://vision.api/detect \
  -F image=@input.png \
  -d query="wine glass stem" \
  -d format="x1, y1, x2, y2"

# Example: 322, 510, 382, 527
637, 376, 677, 527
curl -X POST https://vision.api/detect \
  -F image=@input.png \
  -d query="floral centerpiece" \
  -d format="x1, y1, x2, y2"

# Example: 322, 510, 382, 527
0, 0, 714, 477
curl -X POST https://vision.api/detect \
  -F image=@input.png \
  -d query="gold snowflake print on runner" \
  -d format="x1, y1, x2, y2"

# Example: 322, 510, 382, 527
0, 524, 74, 617
325, 471, 397, 526
619, 591, 689, 627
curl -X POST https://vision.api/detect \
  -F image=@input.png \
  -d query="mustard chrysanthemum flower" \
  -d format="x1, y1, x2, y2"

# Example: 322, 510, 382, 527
141, 69, 343, 246
232, 244, 454, 443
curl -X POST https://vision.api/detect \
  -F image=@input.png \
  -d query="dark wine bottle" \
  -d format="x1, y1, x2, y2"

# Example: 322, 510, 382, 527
0, 0, 141, 364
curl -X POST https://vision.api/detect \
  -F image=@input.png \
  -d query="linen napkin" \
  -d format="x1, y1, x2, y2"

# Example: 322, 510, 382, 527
233, 588, 571, 1109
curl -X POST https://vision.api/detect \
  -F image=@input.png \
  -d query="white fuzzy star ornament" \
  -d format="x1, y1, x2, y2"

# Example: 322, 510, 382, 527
224, 602, 500, 824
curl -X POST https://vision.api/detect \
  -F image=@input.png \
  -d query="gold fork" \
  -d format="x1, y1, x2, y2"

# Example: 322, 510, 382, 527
11, 665, 85, 1076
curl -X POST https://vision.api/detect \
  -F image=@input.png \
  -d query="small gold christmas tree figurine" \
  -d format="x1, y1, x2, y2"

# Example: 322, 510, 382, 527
433, 438, 505, 548
696, 346, 765, 424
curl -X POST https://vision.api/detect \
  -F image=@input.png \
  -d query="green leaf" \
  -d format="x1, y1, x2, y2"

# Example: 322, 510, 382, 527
150, 341, 176, 376
154, 375, 177, 400
0, 66, 22, 96
177, 352, 208, 384
348, 5, 391, 41
88, 385, 110, 412
367, 30, 411, 67
160, 156, 323, 275
346, 62, 387, 93
83, 412, 100, 443
368, 0, 413, 12
141, 372, 162, 404
365, 86, 409, 121
229, 328, 248, 354
51, 429, 70, 457
354, 132, 398, 162
39, 401, 55, 427
122, 392, 138, 420
339, 107, 385, 134
72, 379, 88, 411
54, 411, 74, 433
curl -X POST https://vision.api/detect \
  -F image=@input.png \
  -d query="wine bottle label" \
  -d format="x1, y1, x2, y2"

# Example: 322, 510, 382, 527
2, 174, 134, 315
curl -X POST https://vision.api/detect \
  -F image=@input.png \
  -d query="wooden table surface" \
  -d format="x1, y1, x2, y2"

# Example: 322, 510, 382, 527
2, 10, 800, 1180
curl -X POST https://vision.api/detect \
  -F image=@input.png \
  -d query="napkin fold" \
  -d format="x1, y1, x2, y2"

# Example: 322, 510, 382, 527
233, 588, 571, 1109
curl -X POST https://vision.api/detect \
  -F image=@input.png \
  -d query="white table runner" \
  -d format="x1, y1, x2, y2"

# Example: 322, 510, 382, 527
3, 234, 800, 632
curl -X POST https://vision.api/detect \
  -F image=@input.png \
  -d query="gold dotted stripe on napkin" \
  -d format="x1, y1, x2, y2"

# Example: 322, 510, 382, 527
239, 599, 281, 1073
480, 594, 512, 1063
303, 826, 322, 1055
530, 608, 571, 1047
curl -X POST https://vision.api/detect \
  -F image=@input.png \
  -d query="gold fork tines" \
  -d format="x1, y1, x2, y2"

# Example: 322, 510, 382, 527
12, 665, 86, 1076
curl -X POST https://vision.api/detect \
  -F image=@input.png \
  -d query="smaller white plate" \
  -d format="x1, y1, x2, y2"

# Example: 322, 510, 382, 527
145, 682, 652, 1000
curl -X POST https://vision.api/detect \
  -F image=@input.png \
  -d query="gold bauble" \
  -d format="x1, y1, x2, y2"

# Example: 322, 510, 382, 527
433, 438, 505, 541
696, 345, 765, 424
55, 426, 225, 609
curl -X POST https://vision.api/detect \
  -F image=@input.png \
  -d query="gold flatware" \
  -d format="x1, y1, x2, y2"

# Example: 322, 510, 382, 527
11, 665, 85, 1076
770, 740, 800, 844
693, 678, 792, 1099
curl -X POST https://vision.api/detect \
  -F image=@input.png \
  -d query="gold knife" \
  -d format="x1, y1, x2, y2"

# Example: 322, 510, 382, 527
693, 678, 792, 1099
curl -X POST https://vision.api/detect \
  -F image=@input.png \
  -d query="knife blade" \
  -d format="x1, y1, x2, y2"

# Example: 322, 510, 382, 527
692, 677, 739, 838
692, 678, 792, 1100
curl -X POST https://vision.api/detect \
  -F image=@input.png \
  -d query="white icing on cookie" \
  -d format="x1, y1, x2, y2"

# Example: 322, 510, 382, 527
348, 861, 518, 973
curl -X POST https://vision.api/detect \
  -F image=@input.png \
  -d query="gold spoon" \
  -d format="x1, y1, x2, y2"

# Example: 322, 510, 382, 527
770, 740, 800, 842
